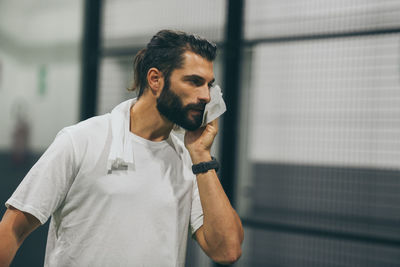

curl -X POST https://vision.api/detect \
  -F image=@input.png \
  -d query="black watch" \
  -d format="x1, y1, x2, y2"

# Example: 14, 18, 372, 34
192, 157, 219, 174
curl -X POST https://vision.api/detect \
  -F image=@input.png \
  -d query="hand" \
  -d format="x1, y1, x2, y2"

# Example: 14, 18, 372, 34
184, 119, 218, 164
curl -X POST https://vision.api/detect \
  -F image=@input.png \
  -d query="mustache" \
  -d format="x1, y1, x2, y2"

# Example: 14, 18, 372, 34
185, 102, 206, 111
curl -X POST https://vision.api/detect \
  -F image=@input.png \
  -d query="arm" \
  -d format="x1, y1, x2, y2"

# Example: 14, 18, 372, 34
0, 206, 40, 267
185, 119, 244, 265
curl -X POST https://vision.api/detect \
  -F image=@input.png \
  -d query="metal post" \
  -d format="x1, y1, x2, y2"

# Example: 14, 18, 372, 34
80, 0, 102, 121
219, 0, 244, 207
215, 0, 244, 264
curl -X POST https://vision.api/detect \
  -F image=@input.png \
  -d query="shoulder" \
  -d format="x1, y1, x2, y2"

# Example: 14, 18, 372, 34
62, 114, 110, 138
58, 114, 111, 154
63, 114, 110, 134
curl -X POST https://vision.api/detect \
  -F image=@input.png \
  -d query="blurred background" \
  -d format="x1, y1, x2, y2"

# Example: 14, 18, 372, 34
1, 0, 400, 266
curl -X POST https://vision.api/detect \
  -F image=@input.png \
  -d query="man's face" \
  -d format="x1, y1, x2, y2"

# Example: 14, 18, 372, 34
156, 51, 215, 131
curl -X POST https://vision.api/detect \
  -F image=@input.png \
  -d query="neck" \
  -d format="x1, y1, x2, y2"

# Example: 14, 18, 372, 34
130, 93, 174, 142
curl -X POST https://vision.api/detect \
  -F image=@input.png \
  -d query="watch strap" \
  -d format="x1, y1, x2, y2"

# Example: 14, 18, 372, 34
192, 157, 219, 174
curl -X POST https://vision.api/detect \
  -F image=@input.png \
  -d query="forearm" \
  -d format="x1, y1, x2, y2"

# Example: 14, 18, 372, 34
193, 153, 243, 259
0, 208, 40, 267
185, 120, 243, 263
197, 170, 243, 241
0, 223, 19, 267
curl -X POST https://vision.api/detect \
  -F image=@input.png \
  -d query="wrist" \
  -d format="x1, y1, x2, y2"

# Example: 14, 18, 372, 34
189, 151, 211, 164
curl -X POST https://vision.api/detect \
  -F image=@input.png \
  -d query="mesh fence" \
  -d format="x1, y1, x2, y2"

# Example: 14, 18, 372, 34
240, 0, 400, 266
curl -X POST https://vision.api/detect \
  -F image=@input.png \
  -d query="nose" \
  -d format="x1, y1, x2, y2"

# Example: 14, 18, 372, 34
198, 85, 211, 104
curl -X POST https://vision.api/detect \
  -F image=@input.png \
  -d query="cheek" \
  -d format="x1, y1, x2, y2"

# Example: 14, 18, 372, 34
172, 85, 194, 104
181, 94, 198, 106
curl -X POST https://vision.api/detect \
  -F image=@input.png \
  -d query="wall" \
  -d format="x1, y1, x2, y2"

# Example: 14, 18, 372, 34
0, 0, 82, 152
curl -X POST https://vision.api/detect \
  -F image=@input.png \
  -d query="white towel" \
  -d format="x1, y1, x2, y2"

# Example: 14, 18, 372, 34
201, 85, 226, 126
107, 98, 136, 171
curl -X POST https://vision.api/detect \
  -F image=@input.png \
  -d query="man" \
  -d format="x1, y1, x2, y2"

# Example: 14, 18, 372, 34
0, 30, 243, 266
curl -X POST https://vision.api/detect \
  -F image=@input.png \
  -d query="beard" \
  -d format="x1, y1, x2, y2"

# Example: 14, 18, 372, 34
156, 81, 205, 131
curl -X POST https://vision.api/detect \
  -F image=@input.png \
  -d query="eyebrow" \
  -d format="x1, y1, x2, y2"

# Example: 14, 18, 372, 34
182, 75, 215, 85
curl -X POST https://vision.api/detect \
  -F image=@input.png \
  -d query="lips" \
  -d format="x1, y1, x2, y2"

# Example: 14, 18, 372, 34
191, 108, 204, 113
190, 109, 202, 115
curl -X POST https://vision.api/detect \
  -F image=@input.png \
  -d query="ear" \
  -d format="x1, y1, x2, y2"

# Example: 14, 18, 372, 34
146, 67, 164, 97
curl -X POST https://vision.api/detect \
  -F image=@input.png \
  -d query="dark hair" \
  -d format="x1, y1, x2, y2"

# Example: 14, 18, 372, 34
129, 29, 217, 97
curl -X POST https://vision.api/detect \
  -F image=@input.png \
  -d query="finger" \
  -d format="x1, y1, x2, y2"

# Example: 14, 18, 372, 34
208, 118, 219, 132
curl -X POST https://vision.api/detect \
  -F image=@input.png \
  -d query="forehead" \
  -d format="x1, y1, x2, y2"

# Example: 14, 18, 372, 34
175, 51, 214, 80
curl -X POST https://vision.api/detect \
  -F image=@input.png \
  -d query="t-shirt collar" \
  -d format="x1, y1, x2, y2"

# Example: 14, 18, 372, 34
107, 98, 181, 171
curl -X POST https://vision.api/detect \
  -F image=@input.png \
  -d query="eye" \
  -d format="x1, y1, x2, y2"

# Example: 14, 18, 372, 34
189, 78, 203, 87
208, 82, 215, 89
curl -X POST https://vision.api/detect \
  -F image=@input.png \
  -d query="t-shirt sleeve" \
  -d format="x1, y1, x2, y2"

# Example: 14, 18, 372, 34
189, 176, 204, 236
5, 129, 78, 225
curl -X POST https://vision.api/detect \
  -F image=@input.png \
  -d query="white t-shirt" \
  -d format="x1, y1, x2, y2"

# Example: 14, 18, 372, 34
5, 99, 204, 267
